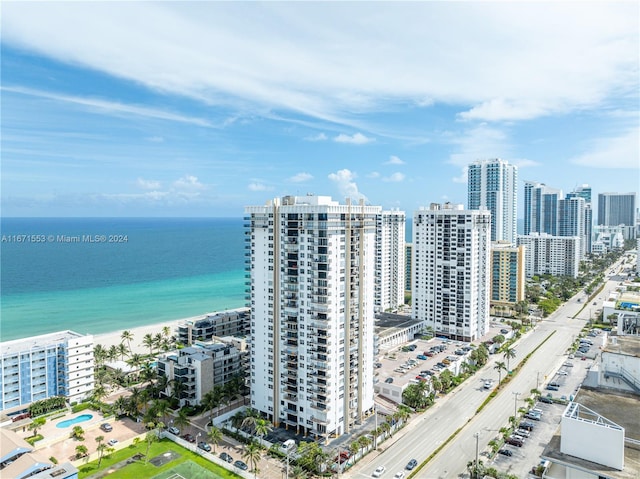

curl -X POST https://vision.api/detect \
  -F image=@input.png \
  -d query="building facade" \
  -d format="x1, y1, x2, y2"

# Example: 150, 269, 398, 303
374, 210, 406, 312
468, 158, 518, 244
558, 196, 588, 258
176, 308, 250, 345
412, 203, 491, 341
0, 332, 94, 412
245, 195, 378, 440
517, 233, 580, 278
156, 342, 246, 407
405, 243, 413, 294
598, 192, 636, 227
523, 181, 563, 236
490, 242, 525, 308
566, 184, 593, 253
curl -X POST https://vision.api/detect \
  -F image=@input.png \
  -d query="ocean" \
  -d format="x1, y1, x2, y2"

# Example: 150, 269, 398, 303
0, 218, 246, 342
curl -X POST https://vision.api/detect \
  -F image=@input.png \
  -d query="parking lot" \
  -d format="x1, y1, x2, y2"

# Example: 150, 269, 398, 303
488, 334, 599, 477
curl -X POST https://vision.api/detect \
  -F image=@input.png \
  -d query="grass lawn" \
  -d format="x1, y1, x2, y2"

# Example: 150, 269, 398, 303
78, 439, 241, 479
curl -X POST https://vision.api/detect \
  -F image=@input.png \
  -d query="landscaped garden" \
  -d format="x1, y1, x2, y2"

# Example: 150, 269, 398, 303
77, 438, 241, 479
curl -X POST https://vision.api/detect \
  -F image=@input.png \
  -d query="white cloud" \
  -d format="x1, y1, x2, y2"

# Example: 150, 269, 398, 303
385, 155, 405, 165
248, 182, 273, 191
367, 171, 380, 179
382, 172, 405, 182
304, 133, 328, 142
289, 172, 313, 183
2, 3, 636, 124
447, 124, 511, 169
334, 133, 375, 145
137, 177, 162, 190
511, 158, 541, 169
452, 167, 468, 184
145, 136, 164, 143
328, 169, 366, 201
173, 175, 205, 191
2, 86, 214, 127
570, 128, 640, 169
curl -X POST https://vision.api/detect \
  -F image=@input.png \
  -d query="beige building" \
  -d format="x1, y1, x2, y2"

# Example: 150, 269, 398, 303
490, 241, 525, 313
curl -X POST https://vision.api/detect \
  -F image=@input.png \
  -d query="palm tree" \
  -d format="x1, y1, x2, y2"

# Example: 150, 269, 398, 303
113, 396, 127, 417
142, 333, 155, 356
494, 361, 507, 383
503, 347, 516, 371
107, 345, 118, 362
231, 411, 245, 432
117, 343, 129, 361
290, 465, 307, 479
242, 441, 262, 478
207, 425, 223, 452
28, 417, 46, 436
121, 330, 134, 355
173, 408, 190, 432
162, 326, 171, 339
95, 435, 106, 467
93, 344, 106, 366
254, 418, 273, 444
75, 444, 88, 459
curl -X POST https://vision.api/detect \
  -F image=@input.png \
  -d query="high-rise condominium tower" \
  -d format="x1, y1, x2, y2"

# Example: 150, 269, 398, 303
412, 203, 491, 341
566, 185, 592, 254
523, 181, 563, 235
468, 159, 518, 244
374, 210, 406, 313
598, 193, 637, 227
245, 195, 378, 440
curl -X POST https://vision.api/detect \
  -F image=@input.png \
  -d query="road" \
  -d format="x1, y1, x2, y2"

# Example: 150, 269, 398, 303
349, 261, 624, 479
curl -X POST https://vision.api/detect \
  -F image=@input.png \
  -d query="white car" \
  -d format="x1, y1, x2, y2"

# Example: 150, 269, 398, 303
372, 466, 386, 477
558, 370, 568, 375
107, 439, 118, 446
394, 472, 405, 479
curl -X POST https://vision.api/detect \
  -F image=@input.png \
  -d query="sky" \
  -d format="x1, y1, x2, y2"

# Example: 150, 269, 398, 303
1, 1, 639, 218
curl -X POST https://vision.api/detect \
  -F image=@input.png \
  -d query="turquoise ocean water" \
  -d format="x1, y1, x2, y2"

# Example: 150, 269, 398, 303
0, 218, 246, 342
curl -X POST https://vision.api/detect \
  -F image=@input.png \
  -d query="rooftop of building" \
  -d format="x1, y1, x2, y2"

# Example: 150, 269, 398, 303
603, 336, 640, 357
0, 330, 91, 356
374, 313, 422, 335
541, 388, 640, 479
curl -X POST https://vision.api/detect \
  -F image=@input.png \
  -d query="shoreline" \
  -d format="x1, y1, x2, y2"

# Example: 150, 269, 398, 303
91, 307, 248, 354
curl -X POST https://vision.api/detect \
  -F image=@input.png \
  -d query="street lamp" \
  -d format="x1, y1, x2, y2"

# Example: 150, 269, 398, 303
374, 404, 378, 450
473, 432, 480, 479
512, 392, 520, 423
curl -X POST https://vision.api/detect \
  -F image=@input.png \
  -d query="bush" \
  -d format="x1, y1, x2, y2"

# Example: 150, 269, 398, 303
25, 434, 43, 445
71, 402, 92, 413
49, 456, 58, 464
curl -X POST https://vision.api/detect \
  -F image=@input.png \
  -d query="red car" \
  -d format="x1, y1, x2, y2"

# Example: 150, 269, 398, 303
182, 433, 196, 443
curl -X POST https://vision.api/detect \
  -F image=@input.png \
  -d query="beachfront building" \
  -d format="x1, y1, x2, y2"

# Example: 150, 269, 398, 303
490, 242, 525, 314
0, 331, 94, 412
598, 192, 637, 229
0, 428, 78, 479
523, 181, 563, 236
374, 210, 406, 312
405, 243, 413, 294
412, 203, 491, 342
176, 308, 250, 345
467, 158, 518, 244
245, 194, 378, 440
566, 184, 593, 254
156, 342, 246, 407
592, 225, 627, 254
558, 196, 589, 258
517, 233, 580, 278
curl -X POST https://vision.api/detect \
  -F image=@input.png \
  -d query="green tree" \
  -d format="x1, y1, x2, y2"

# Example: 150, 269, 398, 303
254, 418, 273, 443
75, 444, 88, 459
173, 408, 191, 431
207, 425, 223, 453
95, 435, 106, 467
121, 330, 134, 355
70, 426, 85, 441
503, 347, 516, 371
494, 361, 507, 384
142, 333, 155, 356
28, 417, 46, 437
242, 441, 262, 478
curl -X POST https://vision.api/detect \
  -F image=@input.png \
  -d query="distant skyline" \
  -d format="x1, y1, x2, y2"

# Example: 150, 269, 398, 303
1, 2, 638, 218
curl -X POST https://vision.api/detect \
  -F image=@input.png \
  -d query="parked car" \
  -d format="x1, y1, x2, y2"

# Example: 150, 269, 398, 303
220, 452, 233, 463
167, 426, 180, 435
107, 439, 119, 446
563, 362, 574, 368
416, 354, 428, 360
182, 433, 196, 443
557, 370, 568, 376
498, 449, 513, 456
515, 428, 531, 438
197, 441, 211, 452
234, 460, 248, 470
100, 423, 113, 432
405, 459, 418, 470
525, 412, 541, 421
372, 465, 386, 477
540, 395, 554, 404
385, 377, 394, 384
394, 472, 405, 479
506, 436, 524, 447
519, 421, 535, 431
546, 385, 559, 391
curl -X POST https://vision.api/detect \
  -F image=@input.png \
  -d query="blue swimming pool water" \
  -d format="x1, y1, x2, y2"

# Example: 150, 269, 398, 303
56, 414, 93, 428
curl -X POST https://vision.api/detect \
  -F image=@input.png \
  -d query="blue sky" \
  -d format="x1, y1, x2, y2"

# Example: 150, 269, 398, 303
1, 2, 638, 218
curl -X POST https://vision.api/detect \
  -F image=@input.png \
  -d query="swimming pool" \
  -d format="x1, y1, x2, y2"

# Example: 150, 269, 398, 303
56, 414, 93, 428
